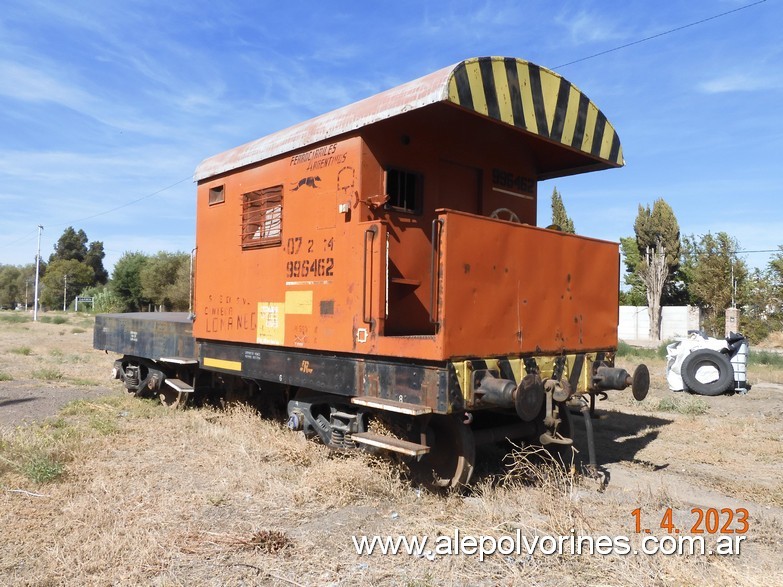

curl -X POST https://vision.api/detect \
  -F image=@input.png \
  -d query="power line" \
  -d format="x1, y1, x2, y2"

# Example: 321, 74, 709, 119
0, 175, 191, 249
554, 0, 768, 69
1, 227, 38, 248
734, 249, 780, 254
55, 176, 192, 227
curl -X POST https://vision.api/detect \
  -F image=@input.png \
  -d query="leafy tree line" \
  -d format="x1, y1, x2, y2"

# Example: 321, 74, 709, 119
0, 227, 191, 313
618, 205, 780, 343
0, 227, 108, 310
99, 250, 191, 312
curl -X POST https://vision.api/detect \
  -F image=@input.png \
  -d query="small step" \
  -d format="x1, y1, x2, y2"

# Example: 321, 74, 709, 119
351, 432, 430, 457
164, 378, 194, 393
159, 357, 199, 365
351, 396, 432, 416
390, 277, 421, 286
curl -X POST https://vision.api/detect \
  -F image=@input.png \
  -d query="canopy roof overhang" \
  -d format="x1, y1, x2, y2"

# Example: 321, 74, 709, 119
195, 56, 623, 182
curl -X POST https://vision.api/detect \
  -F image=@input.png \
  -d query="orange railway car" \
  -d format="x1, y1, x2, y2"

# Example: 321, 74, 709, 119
95, 56, 648, 487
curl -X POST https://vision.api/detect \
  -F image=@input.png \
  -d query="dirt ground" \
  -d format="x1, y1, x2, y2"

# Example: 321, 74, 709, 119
1, 313, 782, 586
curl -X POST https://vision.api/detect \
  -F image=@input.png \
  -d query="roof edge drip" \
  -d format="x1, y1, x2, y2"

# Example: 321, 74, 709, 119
195, 57, 622, 182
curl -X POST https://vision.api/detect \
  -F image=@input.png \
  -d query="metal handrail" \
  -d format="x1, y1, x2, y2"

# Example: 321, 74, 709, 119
429, 218, 443, 325
362, 225, 378, 327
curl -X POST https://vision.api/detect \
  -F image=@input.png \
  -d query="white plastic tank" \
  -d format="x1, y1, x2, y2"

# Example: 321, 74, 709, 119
731, 340, 749, 391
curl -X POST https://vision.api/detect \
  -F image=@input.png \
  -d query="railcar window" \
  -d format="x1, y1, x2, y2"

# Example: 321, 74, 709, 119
242, 186, 283, 249
208, 185, 225, 205
386, 168, 423, 214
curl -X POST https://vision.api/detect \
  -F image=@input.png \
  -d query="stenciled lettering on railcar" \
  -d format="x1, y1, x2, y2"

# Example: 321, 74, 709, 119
491, 168, 535, 195
286, 258, 334, 279
284, 235, 335, 280
289, 143, 348, 171
285, 236, 334, 255
203, 293, 257, 333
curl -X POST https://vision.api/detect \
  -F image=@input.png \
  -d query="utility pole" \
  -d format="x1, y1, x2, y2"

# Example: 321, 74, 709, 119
63, 274, 68, 312
33, 225, 43, 321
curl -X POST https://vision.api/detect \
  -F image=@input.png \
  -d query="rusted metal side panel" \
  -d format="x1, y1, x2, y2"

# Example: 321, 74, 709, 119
437, 210, 620, 357
93, 313, 197, 360
194, 137, 369, 353
198, 340, 457, 413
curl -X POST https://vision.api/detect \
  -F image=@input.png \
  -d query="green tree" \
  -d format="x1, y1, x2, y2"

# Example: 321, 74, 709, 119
0, 265, 22, 308
684, 232, 748, 337
49, 227, 88, 263
14, 264, 37, 309
48, 227, 108, 287
110, 252, 150, 311
630, 199, 681, 340
742, 267, 781, 342
619, 237, 646, 305
40, 259, 95, 310
550, 187, 575, 233
85, 241, 109, 284
139, 252, 191, 311
769, 245, 783, 295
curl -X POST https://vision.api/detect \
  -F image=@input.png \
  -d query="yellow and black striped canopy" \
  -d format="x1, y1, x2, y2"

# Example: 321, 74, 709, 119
447, 57, 622, 167
196, 56, 622, 181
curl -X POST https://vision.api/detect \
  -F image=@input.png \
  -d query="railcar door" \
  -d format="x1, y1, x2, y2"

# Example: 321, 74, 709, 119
381, 161, 481, 336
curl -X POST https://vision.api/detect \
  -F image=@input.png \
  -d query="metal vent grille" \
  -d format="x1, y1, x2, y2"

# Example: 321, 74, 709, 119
241, 186, 282, 249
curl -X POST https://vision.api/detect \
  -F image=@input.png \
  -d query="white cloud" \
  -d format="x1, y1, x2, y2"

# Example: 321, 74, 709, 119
699, 72, 783, 94
0, 60, 92, 108
556, 10, 627, 46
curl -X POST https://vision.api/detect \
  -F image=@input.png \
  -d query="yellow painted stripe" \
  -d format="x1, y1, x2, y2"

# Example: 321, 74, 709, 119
538, 70, 561, 135
581, 103, 599, 153
600, 124, 616, 160
560, 85, 581, 147
203, 357, 242, 371
447, 77, 460, 104
464, 61, 488, 115
491, 59, 515, 125
516, 62, 535, 133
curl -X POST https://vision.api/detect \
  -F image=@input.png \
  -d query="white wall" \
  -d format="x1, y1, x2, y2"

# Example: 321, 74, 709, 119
619, 306, 701, 341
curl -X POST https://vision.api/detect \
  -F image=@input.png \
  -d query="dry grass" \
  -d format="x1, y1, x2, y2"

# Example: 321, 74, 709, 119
759, 331, 783, 348
0, 311, 108, 388
1, 313, 782, 585
1, 399, 780, 585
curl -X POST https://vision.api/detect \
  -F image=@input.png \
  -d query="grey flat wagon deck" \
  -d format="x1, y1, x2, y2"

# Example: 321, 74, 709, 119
94, 313, 198, 361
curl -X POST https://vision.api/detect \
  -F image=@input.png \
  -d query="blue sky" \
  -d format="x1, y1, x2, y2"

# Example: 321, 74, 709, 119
1, 0, 780, 273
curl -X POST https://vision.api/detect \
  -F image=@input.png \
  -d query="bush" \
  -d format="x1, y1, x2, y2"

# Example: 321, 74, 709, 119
40, 315, 68, 324
93, 289, 126, 314
0, 313, 30, 324
32, 368, 64, 381
9, 346, 32, 356
617, 341, 672, 361
22, 455, 65, 483
749, 350, 783, 368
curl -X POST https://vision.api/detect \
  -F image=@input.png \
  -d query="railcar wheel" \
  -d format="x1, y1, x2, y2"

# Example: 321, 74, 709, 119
410, 414, 475, 489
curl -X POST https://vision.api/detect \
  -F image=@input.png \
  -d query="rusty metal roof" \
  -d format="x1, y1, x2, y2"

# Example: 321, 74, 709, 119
195, 56, 623, 182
